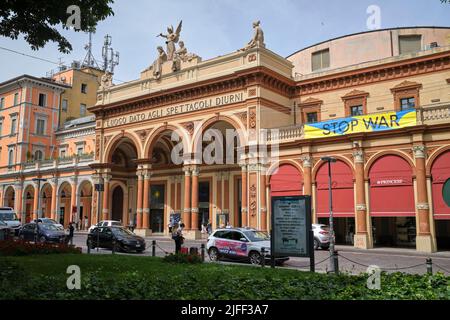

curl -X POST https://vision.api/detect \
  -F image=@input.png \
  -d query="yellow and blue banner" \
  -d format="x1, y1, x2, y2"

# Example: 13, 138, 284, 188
304, 110, 417, 139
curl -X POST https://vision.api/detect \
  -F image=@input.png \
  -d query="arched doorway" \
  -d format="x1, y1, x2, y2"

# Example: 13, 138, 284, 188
78, 181, 93, 230
369, 155, 415, 248
41, 184, 53, 219
431, 151, 450, 250
3, 186, 15, 209
316, 160, 355, 245
22, 185, 35, 223
58, 182, 72, 227
111, 186, 124, 222
270, 164, 303, 197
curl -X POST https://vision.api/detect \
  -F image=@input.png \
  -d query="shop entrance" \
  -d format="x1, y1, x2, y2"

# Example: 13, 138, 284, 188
198, 181, 210, 230
435, 220, 450, 250
111, 187, 124, 222
318, 217, 355, 245
371, 217, 416, 248
150, 184, 165, 233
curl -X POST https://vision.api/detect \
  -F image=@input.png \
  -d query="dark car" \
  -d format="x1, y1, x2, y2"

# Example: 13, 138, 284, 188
0, 220, 12, 240
87, 226, 146, 253
19, 223, 68, 244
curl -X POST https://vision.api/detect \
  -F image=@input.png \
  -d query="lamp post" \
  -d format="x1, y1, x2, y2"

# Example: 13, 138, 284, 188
320, 157, 338, 274
94, 175, 104, 252
32, 178, 47, 243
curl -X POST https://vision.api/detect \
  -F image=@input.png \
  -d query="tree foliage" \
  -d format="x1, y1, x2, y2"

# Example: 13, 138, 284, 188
0, 0, 114, 53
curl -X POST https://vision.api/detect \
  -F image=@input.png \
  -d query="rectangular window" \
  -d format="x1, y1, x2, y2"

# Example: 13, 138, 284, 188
10, 118, 17, 135
400, 97, 416, 111
60, 149, 66, 158
312, 49, 330, 72
350, 105, 364, 116
36, 119, 46, 135
81, 83, 87, 94
399, 35, 422, 55
13, 93, 19, 106
80, 103, 87, 116
38, 93, 47, 107
62, 99, 68, 112
0, 97, 4, 109
306, 112, 318, 124
77, 147, 84, 155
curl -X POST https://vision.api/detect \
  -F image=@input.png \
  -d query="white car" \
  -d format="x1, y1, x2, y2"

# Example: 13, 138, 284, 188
206, 228, 289, 265
0, 207, 21, 235
312, 224, 331, 250
88, 220, 122, 233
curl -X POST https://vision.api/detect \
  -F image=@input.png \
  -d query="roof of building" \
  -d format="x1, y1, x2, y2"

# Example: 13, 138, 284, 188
287, 26, 450, 58
0, 74, 71, 90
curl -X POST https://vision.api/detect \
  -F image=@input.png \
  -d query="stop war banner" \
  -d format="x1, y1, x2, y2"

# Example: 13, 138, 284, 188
304, 109, 417, 139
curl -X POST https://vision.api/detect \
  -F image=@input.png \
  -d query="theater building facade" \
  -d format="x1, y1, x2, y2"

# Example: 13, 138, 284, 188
1, 26, 450, 252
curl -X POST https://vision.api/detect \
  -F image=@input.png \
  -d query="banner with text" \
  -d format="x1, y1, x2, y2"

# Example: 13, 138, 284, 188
304, 110, 417, 139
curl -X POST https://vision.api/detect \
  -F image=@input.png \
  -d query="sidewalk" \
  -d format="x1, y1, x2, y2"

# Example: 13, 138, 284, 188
334, 244, 450, 258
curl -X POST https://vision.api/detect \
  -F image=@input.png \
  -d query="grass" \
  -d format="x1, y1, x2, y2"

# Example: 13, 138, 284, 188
1, 254, 449, 300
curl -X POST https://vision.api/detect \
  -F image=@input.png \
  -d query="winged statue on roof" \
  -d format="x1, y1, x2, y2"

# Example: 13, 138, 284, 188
158, 20, 183, 61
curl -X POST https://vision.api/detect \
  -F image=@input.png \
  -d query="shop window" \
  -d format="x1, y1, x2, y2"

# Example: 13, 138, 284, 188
312, 49, 330, 72
400, 97, 415, 111
38, 93, 47, 107
350, 105, 364, 116
399, 35, 422, 55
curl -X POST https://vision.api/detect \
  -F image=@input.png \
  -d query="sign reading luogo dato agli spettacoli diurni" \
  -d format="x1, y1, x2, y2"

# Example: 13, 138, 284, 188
304, 110, 417, 139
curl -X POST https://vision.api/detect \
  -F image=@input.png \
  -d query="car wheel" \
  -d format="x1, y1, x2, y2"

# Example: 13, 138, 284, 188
314, 239, 320, 250
321, 244, 330, 251
208, 247, 220, 261
249, 251, 262, 265
136, 249, 144, 254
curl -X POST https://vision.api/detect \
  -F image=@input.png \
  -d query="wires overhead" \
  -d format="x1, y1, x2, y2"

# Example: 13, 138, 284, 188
0, 46, 60, 65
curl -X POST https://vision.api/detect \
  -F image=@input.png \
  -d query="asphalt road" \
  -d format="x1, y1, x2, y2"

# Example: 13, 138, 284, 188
72, 233, 450, 275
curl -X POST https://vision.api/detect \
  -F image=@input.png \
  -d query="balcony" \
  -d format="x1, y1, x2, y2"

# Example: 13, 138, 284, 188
266, 103, 450, 144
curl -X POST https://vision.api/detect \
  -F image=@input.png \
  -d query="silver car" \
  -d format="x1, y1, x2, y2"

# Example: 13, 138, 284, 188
206, 228, 289, 265
0, 207, 21, 236
312, 224, 331, 250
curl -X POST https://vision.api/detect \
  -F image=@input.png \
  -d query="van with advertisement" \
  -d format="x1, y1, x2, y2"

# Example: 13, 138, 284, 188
0, 207, 21, 236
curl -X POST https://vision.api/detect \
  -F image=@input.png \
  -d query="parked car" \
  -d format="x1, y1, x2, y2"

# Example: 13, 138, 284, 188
0, 220, 12, 240
88, 220, 122, 233
312, 224, 331, 250
0, 207, 21, 236
87, 226, 146, 253
19, 222, 68, 243
35, 218, 64, 230
206, 228, 289, 265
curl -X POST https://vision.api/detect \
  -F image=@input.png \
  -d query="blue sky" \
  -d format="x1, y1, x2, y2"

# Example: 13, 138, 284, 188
0, 0, 449, 83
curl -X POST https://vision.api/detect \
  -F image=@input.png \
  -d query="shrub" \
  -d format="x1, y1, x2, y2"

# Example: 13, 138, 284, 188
0, 240, 82, 256
163, 253, 203, 264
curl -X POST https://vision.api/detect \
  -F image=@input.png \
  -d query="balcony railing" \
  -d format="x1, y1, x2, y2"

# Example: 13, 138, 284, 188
266, 103, 450, 143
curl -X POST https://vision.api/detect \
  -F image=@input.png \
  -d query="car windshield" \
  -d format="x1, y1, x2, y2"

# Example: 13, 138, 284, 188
0, 212, 18, 221
320, 226, 330, 231
111, 222, 122, 226
0, 221, 7, 226
42, 219, 58, 224
243, 230, 270, 242
111, 228, 134, 236
40, 224, 61, 231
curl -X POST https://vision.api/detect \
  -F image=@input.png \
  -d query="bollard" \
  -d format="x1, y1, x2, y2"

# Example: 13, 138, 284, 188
112, 239, 116, 254
333, 250, 339, 274
426, 258, 433, 274
261, 247, 266, 268
152, 240, 156, 257
87, 240, 91, 254
201, 244, 205, 262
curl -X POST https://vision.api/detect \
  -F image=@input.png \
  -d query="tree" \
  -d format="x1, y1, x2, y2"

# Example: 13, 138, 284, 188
0, 0, 114, 53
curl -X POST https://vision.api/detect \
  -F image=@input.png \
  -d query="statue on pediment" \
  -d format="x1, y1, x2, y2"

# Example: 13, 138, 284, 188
158, 20, 183, 61
172, 41, 199, 72
99, 71, 113, 90
241, 20, 265, 51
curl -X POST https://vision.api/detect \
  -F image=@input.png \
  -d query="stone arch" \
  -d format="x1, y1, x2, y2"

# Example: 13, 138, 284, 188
266, 159, 303, 184
3, 185, 15, 208
22, 184, 35, 223
426, 145, 450, 176
143, 124, 190, 162
40, 183, 53, 219
268, 161, 304, 197
364, 150, 415, 180
109, 180, 128, 224
191, 115, 246, 162
312, 155, 355, 183
57, 181, 73, 226
103, 132, 143, 163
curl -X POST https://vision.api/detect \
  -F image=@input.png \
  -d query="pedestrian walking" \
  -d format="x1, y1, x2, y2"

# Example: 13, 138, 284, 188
172, 223, 185, 254
168, 220, 174, 233
207, 222, 212, 235
68, 222, 75, 245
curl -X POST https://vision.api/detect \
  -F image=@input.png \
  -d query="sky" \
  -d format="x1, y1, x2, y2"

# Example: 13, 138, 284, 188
0, 0, 449, 83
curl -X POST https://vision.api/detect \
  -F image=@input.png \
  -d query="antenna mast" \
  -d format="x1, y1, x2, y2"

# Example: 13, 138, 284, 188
81, 29, 100, 69
101, 34, 120, 73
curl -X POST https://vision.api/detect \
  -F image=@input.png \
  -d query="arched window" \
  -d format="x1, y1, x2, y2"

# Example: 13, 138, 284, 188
8, 149, 14, 166
34, 150, 43, 161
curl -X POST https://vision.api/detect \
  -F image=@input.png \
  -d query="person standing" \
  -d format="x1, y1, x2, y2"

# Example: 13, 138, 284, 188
173, 223, 185, 254
68, 222, 75, 245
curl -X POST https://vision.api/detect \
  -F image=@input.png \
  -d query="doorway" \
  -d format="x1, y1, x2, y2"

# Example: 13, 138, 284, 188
318, 217, 355, 245
198, 181, 210, 230
150, 184, 165, 233
371, 217, 416, 248
111, 187, 124, 222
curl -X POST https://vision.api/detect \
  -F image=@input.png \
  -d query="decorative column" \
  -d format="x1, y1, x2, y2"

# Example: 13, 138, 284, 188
223, 172, 230, 225
142, 169, 151, 230
241, 164, 248, 227
413, 145, 435, 252
302, 156, 313, 196
183, 166, 191, 229
136, 169, 144, 229
260, 169, 268, 231
14, 181, 23, 222
50, 178, 58, 221
353, 150, 371, 249
191, 166, 199, 231
33, 182, 39, 221
102, 174, 111, 220
70, 178, 77, 223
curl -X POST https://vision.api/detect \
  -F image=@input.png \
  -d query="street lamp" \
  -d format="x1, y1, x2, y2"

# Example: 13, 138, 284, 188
320, 156, 338, 274
94, 176, 104, 252
32, 178, 47, 243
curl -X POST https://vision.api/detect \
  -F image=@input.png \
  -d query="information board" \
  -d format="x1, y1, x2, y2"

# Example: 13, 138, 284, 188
271, 196, 312, 258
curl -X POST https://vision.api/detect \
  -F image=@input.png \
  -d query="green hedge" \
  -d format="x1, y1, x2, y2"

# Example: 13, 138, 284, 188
0, 240, 82, 256
1, 255, 449, 300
